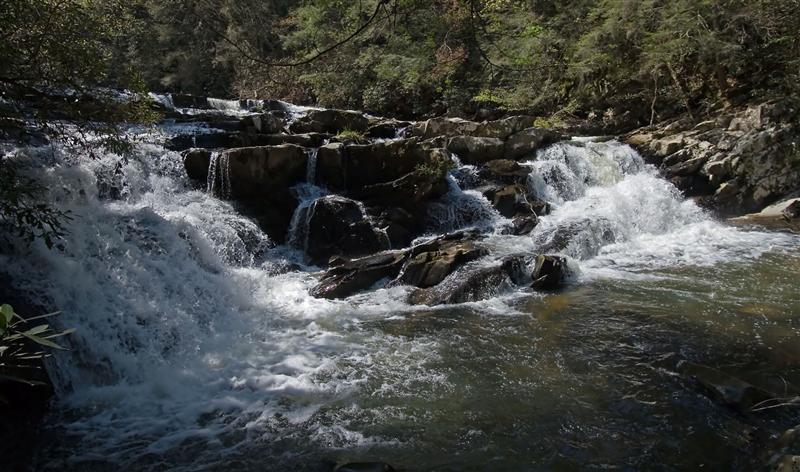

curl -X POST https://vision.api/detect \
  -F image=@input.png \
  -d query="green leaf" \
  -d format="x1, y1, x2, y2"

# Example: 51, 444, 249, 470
0, 304, 14, 326
18, 332, 66, 350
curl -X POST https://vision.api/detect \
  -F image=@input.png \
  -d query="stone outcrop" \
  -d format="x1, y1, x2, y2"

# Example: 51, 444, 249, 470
310, 232, 488, 298
625, 101, 800, 215
289, 109, 369, 134
410, 116, 535, 140
216, 145, 307, 199
728, 197, 800, 233
303, 195, 390, 264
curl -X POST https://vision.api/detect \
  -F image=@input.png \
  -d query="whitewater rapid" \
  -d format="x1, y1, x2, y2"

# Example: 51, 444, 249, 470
1, 123, 797, 469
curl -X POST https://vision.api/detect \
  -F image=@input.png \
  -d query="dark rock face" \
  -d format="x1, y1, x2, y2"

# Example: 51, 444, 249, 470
531, 255, 570, 290
219, 145, 308, 199
304, 195, 390, 264
289, 109, 369, 134
334, 462, 396, 472
365, 120, 410, 139
483, 184, 534, 219
478, 159, 531, 185
182, 148, 212, 182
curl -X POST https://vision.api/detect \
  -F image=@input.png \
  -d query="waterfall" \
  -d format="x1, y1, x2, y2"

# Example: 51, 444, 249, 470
1, 126, 796, 470
206, 151, 232, 198
306, 147, 319, 185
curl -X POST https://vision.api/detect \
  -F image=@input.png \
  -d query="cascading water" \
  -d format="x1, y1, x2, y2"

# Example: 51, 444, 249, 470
1, 123, 799, 471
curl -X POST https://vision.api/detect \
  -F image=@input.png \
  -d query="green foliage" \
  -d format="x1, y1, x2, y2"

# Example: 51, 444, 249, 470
0, 304, 72, 391
335, 129, 368, 143
0, 159, 68, 249
415, 153, 454, 181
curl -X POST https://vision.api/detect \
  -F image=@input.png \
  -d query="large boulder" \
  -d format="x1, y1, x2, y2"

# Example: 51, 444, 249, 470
728, 198, 800, 233
503, 127, 562, 160
240, 112, 285, 134
310, 250, 408, 299
211, 145, 308, 199
409, 255, 529, 306
182, 148, 212, 182
397, 237, 488, 288
410, 115, 535, 140
289, 109, 369, 134
482, 184, 535, 219
478, 159, 532, 186
304, 195, 390, 264
445, 136, 505, 165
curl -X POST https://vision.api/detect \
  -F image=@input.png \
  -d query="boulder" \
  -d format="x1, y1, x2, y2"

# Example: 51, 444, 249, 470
166, 132, 242, 151
531, 255, 571, 290
365, 120, 410, 139
445, 136, 505, 165
409, 255, 529, 306
289, 109, 369, 134
304, 195, 390, 264
503, 127, 562, 160
398, 239, 488, 288
182, 148, 212, 181
316, 139, 434, 191
240, 112, 285, 134
215, 145, 308, 199
170, 94, 210, 109
483, 184, 534, 219
506, 215, 538, 235
478, 159, 531, 185
410, 115, 534, 140
310, 250, 408, 299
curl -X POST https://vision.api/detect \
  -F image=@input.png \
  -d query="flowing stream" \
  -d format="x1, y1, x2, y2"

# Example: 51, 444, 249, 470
1, 117, 799, 471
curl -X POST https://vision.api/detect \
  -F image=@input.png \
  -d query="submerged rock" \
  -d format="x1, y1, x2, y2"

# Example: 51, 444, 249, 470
530, 255, 571, 290
677, 360, 773, 411
334, 462, 396, 472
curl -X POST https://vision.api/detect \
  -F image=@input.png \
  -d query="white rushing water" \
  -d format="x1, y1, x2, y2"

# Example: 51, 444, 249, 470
1, 127, 797, 469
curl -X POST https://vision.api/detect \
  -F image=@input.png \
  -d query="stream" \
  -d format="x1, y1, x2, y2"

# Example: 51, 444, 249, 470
1, 104, 799, 471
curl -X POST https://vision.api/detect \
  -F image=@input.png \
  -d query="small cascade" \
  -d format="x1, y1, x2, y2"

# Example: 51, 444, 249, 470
306, 147, 319, 185
286, 147, 328, 252
206, 151, 232, 198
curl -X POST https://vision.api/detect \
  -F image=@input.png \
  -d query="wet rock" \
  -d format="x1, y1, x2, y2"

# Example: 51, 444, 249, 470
477, 159, 531, 185
398, 239, 488, 288
503, 127, 562, 160
506, 215, 538, 235
531, 255, 570, 290
483, 184, 534, 218
166, 132, 242, 151
335, 462, 396, 472
410, 115, 534, 140
310, 250, 408, 299
171, 93, 210, 109
182, 148, 212, 181
775, 456, 800, 472
365, 120, 410, 139
728, 198, 800, 233
289, 109, 369, 134
677, 360, 773, 411
219, 145, 308, 199
409, 255, 529, 306
349, 151, 451, 208
249, 132, 329, 148
239, 112, 285, 134
534, 218, 615, 257
445, 136, 505, 165
305, 195, 390, 264
670, 174, 716, 197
